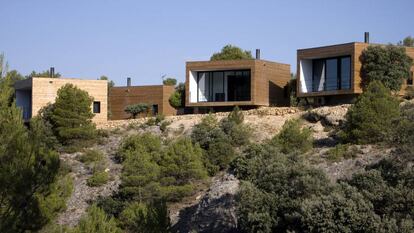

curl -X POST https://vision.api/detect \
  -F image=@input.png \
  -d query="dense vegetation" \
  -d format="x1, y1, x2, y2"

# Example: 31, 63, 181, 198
232, 80, 414, 233
361, 45, 413, 92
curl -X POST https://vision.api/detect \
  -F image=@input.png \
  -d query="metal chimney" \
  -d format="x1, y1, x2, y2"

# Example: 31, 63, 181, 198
364, 32, 370, 43
50, 67, 55, 78
127, 77, 131, 87
255, 49, 261, 60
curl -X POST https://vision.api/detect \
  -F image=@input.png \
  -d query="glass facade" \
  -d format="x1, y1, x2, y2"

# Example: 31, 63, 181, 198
312, 56, 351, 92
197, 70, 251, 102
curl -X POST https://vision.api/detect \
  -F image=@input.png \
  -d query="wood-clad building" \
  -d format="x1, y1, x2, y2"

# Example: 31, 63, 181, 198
109, 85, 176, 120
14, 77, 108, 123
185, 59, 291, 109
297, 42, 414, 102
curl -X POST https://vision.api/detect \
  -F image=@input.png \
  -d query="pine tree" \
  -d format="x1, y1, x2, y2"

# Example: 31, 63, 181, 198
51, 84, 96, 146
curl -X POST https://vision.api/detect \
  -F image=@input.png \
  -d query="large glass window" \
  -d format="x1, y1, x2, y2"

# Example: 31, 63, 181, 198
326, 59, 338, 91
312, 56, 351, 92
341, 57, 351, 89
197, 70, 251, 102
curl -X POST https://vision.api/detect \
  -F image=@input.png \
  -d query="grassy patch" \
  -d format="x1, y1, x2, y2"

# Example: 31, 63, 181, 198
87, 171, 109, 187
326, 144, 357, 162
77, 149, 104, 164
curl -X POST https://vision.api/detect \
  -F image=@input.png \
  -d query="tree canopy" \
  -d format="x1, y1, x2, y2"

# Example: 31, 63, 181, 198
124, 103, 149, 119
361, 45, 413, 92
51, 84, 96, 146
28, 70, 61, 78
162, 77, 177, 86
210, 45, 253, 61
398, 36, 414, 47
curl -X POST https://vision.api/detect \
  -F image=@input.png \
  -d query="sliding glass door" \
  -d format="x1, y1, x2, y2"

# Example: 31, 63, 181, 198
312, 56, 351, 92
197, 70, 251, 102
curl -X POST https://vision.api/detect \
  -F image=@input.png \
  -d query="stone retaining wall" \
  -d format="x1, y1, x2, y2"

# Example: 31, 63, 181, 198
97, 106, 301, 129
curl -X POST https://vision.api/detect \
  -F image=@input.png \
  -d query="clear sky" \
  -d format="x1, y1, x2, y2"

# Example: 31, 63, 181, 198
1, 0, 413, 86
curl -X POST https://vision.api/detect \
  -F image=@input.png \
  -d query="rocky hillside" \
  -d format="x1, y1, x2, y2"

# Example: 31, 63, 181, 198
57, 105, 398, 232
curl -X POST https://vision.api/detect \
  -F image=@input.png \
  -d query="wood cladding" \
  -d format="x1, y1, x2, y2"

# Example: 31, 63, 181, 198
109, 85, 176, 120
31, 77, 108, 123
297, 42, 414, 97
185, 59, 290, 107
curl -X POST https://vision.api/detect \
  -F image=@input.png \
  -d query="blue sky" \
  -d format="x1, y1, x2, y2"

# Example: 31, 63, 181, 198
1, 0, 413, 86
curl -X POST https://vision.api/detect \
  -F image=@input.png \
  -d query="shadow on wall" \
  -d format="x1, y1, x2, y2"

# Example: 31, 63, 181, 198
269, 81, 289, 106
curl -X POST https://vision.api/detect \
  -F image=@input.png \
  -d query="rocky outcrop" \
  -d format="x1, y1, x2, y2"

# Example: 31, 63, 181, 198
304, 105, 351, 126
172, 173, 240, 233
56, 135, 122, 226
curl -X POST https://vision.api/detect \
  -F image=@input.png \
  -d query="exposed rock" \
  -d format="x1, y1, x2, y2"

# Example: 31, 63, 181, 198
172, 173, 240, 233
305, 104, 351, 126
56, 135, 123, 226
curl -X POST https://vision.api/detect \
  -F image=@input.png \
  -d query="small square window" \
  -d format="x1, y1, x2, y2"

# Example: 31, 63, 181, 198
93, 101, 101, 113
408, 72, 414, 85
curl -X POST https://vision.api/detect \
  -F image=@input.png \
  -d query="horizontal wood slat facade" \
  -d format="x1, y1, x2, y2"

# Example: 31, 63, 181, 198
297, 42, 414, 98
109, 85, 176, 120
185, 59, 290, 107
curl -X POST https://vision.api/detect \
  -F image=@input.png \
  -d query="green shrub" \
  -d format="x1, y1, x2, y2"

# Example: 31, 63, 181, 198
204, 141, 236, 175
162, 77, 177, 86
160, 138, 207, 185
71, 205, 122, 233
119, 200, 171, 233
117, 133, 162, 162
341, 81, 400, 144
326, 144, 356, 162
300, 183, 384, 233
361, 45, 413, 92
191, 114, 228, 150
169, 91, 182, 109
87, 171, 109, 187
77, 149, 104, 164
119, 134, 207, 203
160, 120, 171, 132
51, 84, 96, 147
220, 106, 251, 146
125, 103, 148, 119
271, 119, 313, 153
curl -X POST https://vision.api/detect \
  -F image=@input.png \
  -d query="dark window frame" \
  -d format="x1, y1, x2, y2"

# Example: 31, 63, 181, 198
93, 101, 101, 113
407, 71, 414, 86
311, 55, 352, 92
196, 69, 251, 102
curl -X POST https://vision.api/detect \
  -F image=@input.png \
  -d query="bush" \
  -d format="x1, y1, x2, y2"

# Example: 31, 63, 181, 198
160, 138, 207, 185
87, 171, 109, 187
361, 45, 413, 92
124, 103, 148, 119
220, 106, 251, 146
162, 77, 177, 86
51, 84, 96, 147
204, 141, 236, 175
326, 144, 356, 162
191, 114, 228, 150
169, 91, 182, 109
341, 81, 400, 144
300, 183, 384, 233
71, 205, 121, 233
271, 119, 313, 153
119, 134, 207, 202
77, 149, 104, 164
119, 200, 171, 233
160, 120, 171, 133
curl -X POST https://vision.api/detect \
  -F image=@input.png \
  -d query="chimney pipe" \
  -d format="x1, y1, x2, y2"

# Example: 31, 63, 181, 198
127, 77, 131, 87
364, 32, 370, 43
255, 49, 261, 60
50, 67, 55, 78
